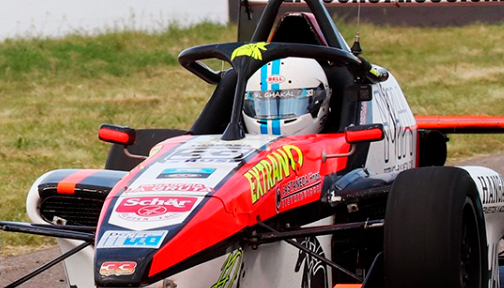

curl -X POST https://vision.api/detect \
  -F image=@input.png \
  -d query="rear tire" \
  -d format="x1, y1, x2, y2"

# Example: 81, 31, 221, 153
384, 167, 487, 288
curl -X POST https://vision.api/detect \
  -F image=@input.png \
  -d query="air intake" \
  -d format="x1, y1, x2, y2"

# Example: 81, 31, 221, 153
40, 196, 104, 227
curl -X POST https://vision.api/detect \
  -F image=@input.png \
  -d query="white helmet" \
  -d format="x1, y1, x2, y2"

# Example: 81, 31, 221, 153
243, 57, 332, 136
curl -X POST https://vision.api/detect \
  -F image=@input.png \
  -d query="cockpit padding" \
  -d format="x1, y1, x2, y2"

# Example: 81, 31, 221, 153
269, 12, 328, 46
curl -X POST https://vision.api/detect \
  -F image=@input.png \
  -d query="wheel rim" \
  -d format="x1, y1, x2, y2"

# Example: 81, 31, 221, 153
460, 199, 482, 288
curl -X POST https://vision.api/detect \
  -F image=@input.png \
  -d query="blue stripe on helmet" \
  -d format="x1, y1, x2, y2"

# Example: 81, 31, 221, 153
260, 122, 268, 134
271, 59, 281, 91
298, 88, 307, 99
272, 119, 281, 135
261, 64, 268, 91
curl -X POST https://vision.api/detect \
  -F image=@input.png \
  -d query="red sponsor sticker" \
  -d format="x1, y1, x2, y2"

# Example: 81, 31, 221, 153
100, 261, 137, 276
117, 197, 197, 214
115, 196, 198, 222
128, 183, 214, 193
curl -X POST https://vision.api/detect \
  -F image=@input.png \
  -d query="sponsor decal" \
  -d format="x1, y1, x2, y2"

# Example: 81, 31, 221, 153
164, 144, 254, 163
373, 84, 415, 173
477, 175, 504, 205
127, 183, 214, 193
483, 206, 504, 214
266, 75, 285, 84
359, 101, 368, 125
251, 88, 314, 99
100, 261, 137, 276
244, 145, 304, 204
97, 230, 168, 249
276, 172, 322, 212
212, 249, 243, 288
231, 42, 268, 61
157, 168, 215, 179
116, 196, 197, 222
295, 237, 328, 288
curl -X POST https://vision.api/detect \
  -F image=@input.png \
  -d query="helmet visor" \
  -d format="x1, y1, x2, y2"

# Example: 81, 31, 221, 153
243, 85, 327, 120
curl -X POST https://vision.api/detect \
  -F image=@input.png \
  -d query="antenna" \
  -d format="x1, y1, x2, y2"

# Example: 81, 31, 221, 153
351, 1, 362, 56
244, 0, 252, 20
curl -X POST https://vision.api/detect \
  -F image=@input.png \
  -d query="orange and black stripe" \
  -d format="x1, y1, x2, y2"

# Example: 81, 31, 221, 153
56, 169, 102, 194
38, 169, 127, 198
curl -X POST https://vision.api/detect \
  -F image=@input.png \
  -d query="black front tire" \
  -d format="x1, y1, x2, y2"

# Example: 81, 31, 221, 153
384, 167, 487, 288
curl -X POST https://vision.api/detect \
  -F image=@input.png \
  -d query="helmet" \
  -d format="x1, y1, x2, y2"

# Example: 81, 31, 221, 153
243, 57, 331, 136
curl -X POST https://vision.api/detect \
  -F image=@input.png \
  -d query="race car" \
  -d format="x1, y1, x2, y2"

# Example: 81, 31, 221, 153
2, 0, 504, 287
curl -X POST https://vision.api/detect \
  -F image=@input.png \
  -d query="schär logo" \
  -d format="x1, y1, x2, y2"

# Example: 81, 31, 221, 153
118, 197, 197, 212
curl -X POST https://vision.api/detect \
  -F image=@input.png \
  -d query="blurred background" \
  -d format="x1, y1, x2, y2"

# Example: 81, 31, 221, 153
2, 0, 504, 41
0, 1, 503, 286
0, 0, 229, 40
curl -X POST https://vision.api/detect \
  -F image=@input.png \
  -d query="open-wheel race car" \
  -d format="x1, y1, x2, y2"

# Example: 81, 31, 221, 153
2, 0, 504, 287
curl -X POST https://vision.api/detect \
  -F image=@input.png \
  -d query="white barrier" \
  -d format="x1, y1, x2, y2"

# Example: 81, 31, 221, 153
248, 0, 504, 4
0, 0, 229, 40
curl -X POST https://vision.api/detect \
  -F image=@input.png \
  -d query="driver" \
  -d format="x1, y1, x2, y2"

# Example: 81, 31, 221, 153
243, 57, 332, 135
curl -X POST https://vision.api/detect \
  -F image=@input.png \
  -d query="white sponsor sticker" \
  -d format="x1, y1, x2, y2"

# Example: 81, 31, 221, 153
97, 230, 168, 249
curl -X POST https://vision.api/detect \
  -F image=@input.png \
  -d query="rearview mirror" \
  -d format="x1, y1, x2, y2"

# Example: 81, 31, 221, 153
345, 124, 384, 144
98, 124, 136, 146
348, 84, 373, 102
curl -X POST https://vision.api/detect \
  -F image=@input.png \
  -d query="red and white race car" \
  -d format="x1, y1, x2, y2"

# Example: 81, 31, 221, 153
2, 0, 504, 287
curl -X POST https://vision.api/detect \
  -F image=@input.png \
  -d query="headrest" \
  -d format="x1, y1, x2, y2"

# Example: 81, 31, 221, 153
269, 12, 328, 46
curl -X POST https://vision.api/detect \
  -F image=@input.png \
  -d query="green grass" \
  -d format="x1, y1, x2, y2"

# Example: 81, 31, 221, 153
1, 21, 504, 255
0, 22, 236, 255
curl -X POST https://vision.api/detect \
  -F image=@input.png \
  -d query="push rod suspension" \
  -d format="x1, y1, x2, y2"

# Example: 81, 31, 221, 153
0, 221, 94, 242
256, 221, 364, 283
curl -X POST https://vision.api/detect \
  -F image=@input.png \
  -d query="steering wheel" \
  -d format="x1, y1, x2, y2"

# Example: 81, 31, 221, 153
178, 42, 364, 140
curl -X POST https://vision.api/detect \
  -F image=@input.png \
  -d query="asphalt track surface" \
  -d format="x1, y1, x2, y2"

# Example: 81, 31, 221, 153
1, 153, 504, 287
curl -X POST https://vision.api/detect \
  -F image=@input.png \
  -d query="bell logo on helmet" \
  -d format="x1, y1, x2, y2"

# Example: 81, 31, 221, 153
231, 42, 269, 61
267, 75, 285, 84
